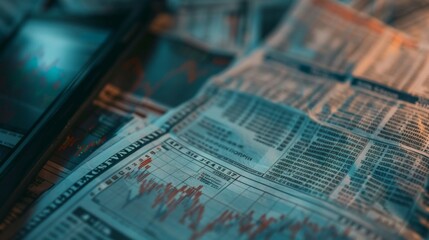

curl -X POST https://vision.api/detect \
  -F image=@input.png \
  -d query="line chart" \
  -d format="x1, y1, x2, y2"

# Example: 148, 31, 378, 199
91, 139, 351, 239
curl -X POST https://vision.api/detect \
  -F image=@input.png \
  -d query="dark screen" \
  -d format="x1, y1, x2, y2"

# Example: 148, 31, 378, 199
0, 18, 109, 161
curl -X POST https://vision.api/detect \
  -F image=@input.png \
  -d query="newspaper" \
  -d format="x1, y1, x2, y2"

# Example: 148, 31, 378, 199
3, 0, 429, 239
7, 52, 429, 238
268, 0, 386, 74
337, 0, 429, 26
175, 0, 296, 54
268, 0, 429, 99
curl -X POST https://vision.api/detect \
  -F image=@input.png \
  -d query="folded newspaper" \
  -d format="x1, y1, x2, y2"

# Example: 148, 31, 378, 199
3, 0, 429, 239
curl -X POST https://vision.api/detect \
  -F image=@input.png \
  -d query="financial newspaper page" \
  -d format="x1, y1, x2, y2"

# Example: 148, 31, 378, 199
269, 0, 429, 100
4, 0, 429, 239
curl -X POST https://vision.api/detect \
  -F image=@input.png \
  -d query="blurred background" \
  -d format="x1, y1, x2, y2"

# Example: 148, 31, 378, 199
1, 0, 429, 232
